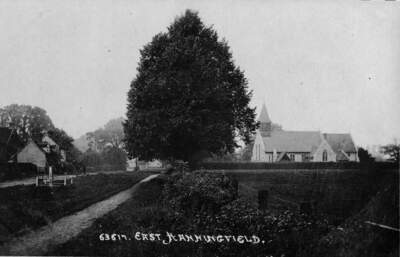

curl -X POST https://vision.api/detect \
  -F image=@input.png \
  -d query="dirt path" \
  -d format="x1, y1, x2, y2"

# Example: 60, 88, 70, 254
0, 177, 36, 188
0, 174, 159, 256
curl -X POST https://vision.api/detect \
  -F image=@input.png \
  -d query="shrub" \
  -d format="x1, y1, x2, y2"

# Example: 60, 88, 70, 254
138, 171, 332, 257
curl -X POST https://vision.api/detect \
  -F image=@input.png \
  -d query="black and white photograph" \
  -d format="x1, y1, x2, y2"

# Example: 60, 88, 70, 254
0, 0, 399, 256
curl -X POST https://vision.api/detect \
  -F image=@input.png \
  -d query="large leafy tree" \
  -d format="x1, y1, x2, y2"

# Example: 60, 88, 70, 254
48, 128, 82, 162
124, 10, 258, 165
0, 104, 54, 143
0, 104, 82, 163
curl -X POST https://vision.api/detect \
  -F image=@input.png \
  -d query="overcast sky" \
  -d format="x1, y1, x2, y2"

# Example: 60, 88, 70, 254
0, 0, 399, 147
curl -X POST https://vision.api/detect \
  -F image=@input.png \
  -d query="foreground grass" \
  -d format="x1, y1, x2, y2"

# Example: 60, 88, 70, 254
50, 170, 399, 257
49, 173, 328, 257
0, 171, 151, 244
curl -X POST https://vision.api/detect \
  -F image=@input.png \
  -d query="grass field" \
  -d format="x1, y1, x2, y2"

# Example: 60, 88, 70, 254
0, 171, 152, 244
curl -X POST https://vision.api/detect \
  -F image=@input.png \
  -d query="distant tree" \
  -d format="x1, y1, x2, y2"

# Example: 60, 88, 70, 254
48, 128, 74, 150
381, 142, 399, 163
241, 141, 255, 161
81, 118, 127, 170
86, 117, 124, 151
48, 128, 82, 163
0, 104, 82, 165
0, 104, 54, 143
124, 10, 258, 167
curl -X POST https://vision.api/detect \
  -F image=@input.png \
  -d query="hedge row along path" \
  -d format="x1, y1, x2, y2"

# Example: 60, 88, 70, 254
0, 174, 159, 256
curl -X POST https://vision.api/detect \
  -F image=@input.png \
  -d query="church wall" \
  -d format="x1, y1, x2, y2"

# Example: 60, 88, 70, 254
313, 140, 336, 162
251, 131, 268, 162
347, 153, 358, 162
266, 153, 273, 162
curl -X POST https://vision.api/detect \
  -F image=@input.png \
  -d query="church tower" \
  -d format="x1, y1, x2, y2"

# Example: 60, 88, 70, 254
259, 103, 272, 137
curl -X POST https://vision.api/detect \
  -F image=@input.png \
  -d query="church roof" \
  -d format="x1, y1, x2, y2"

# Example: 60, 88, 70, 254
258, 103, 271, 123
262, 131, 322, 153
324, 133, 357, 153
336, 150, 350, 161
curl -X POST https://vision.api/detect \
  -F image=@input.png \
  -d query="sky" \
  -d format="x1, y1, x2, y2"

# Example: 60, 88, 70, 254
0, 0, 399, 147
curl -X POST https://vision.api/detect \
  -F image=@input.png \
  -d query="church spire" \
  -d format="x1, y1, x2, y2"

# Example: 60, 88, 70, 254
258, 103, 271, 123
259, 103, 272, 137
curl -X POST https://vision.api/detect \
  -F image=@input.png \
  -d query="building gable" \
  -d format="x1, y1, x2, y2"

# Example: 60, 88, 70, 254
313, 138, 336, 162
17, 140, 47, 168
251, 130, 268, 161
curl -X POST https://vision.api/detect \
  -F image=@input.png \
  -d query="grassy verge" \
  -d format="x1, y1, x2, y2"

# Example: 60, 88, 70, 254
0, 171, 151, 244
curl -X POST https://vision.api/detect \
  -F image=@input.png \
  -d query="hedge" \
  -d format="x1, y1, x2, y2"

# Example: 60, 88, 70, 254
197, 161, 398, 170
0, 163, 38, 182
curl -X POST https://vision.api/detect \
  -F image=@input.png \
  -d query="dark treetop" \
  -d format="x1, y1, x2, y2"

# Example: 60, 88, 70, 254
124, 10, 258, 164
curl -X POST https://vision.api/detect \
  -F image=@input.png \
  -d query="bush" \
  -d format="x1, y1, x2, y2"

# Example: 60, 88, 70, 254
161, 171, 238, 216
149, 172, 331, 256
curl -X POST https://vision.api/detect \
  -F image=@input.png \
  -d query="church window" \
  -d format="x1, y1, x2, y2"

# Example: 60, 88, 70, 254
322, 150, 328, 162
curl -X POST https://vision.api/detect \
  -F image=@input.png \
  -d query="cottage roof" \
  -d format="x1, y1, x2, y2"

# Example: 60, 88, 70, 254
19, 139, 46, 154
324, 133, 357, 153
262, 131, 322, 153
42, 135, 58, 146
258, 103, 271, 123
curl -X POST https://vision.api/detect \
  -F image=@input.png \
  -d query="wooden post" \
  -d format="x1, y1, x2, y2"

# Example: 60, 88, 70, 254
49, 166, 53, 187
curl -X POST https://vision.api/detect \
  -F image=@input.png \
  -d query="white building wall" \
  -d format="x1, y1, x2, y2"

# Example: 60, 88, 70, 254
294, 154, 302, 162
266, 153, 273, 163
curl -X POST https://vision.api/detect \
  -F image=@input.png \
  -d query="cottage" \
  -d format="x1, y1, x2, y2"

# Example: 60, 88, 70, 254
251, 104, 358, 162
17, 139, 47, 168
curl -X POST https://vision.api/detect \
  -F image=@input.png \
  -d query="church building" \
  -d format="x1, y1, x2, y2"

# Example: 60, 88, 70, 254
251, 104, 358, 162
